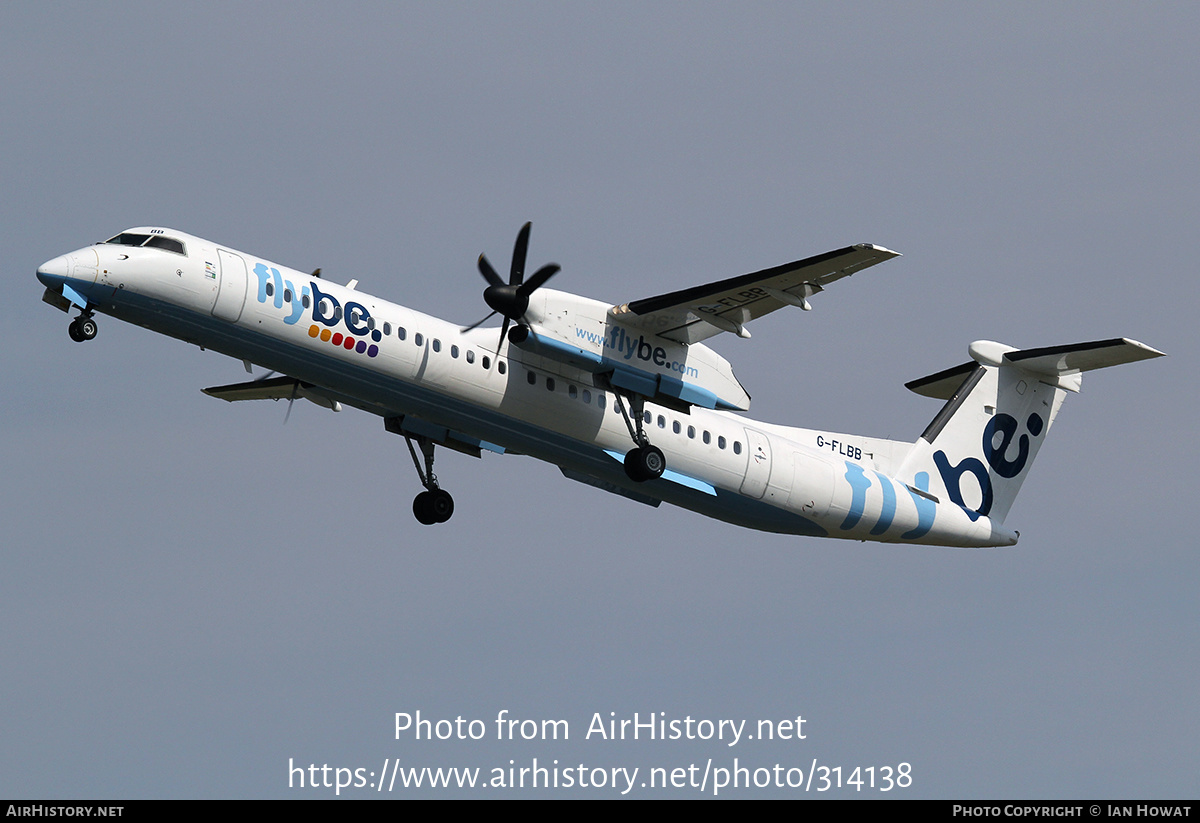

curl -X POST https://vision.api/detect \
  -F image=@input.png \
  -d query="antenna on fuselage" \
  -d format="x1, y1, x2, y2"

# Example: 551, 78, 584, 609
311, 268, 322, 278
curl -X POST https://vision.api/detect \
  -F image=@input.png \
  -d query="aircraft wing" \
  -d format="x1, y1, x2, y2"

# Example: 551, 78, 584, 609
608, 244, 900, 344
202, 376, 342, 411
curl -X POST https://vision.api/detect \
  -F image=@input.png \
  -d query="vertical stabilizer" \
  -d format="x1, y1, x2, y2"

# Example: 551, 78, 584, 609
898, 338, 1163, 525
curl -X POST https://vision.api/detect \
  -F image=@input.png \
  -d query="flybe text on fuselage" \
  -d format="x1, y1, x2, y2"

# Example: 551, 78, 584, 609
249, 263, 382, 358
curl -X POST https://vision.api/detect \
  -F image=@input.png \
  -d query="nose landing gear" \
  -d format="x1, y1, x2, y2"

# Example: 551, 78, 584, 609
68, 313, 97, 342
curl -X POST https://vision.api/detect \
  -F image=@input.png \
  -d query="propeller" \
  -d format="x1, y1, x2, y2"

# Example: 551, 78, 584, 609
462, 222, 560, 354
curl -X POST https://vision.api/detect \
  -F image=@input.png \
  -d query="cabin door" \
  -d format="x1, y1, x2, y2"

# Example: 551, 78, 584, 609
739, 428, 772, 499
213, 249, 248, 322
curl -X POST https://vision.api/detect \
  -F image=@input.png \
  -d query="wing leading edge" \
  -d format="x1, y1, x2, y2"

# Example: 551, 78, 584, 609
609, 243, 900, 344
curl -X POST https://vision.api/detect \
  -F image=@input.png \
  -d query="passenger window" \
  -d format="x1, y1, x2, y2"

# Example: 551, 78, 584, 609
569, 384, 577, 399
527, 370, 536, 385
582, 389, 591, 403
673, 421, 681, 434
415, 333, 423, 346
733, 441, 742, 454
657, 415, 666, 429
688, 426, 695, 439
546, 377, 555, 391
497, 360, 505, 374
284, 288, 293, 303
384, 322, 392, 336
703, 431, 711, 445
432, 339, 441, 352
466, 350, 475, 364
643, 411, 651, 424
302, 294, 311, 309
451, 345, 459, 358
482, 355, 491, 369
718, 436, 726, 450
265, 282, 275, 297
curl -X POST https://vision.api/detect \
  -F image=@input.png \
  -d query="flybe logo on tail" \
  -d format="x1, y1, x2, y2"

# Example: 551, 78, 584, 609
934, 412, 1045, 520
252, 263, 380, 358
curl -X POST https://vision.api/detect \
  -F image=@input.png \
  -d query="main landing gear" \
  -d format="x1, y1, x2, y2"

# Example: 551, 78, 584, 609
68, 313, 97, 343
613, 392, 666, 483
404, 435, 454, 525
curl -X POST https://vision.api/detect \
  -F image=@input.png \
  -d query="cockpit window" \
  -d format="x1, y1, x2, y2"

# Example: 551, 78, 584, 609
105, 233, 153, 246
104, 232, 187, 256
144, 235, 186, 255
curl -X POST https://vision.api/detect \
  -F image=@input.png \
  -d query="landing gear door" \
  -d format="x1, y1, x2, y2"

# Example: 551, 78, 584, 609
213, 249, 247, 323
739, 427, 772, 499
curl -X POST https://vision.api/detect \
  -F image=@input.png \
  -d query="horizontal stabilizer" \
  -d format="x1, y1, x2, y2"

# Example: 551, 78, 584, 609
1003, 337, 1165, 375
908, 338, 1165, 398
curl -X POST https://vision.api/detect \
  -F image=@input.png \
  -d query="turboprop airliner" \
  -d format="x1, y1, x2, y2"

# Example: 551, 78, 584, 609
36, 224, 1164, 546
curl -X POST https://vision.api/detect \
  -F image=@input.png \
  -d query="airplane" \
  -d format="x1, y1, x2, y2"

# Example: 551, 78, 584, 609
36, 224, 1164, 546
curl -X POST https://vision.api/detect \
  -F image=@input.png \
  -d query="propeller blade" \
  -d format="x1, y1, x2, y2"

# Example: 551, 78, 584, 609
477, 254, 504, 289
510, 222, 531, 285
460, 310, 498, 333
283, 380, 299, 424
497, 315, 511, 356
520, 263, 560, 295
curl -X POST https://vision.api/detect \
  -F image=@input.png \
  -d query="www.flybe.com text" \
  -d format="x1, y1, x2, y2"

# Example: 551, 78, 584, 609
575, 327, 700, 378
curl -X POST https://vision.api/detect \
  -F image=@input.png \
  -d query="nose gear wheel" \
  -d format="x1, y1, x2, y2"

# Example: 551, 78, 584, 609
68, 314, 97, 342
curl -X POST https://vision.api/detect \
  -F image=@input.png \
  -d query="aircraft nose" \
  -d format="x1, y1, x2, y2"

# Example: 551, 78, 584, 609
37, 254, 72, 286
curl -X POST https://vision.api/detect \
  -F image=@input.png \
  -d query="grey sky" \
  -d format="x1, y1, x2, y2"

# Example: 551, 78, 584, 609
2, 2, 1195, 798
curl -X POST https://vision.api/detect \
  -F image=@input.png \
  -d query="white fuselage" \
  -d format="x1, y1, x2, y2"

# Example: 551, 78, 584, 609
37, 229, 1019, 547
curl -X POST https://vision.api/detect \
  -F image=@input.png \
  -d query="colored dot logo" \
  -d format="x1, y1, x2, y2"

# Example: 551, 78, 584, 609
308, 325, 378, 357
